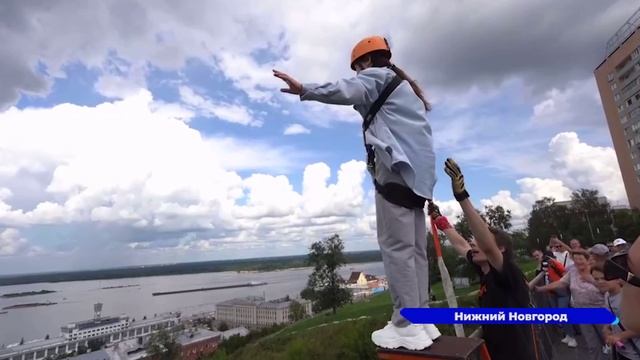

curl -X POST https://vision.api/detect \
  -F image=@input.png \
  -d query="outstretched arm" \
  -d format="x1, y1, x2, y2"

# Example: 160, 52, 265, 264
536, 279, 569, 292
428, 202, 471, 257
444, 159, 504, 271
273, 69, 368, 105
460, 198, 503, 270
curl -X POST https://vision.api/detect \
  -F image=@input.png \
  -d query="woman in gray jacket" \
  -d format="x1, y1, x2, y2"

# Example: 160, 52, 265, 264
274, 35, 438, 350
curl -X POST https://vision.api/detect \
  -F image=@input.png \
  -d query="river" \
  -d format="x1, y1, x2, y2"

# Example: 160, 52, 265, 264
0, 262, 385, 345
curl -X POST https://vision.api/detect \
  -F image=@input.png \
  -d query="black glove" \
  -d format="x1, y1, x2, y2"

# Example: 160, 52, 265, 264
444, 158, 470, 202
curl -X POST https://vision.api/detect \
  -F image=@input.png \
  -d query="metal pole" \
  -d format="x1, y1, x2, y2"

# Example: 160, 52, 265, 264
585, 211, 595, 242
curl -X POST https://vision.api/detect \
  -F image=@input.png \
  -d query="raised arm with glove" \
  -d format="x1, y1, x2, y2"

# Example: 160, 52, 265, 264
444, 158, 470, 202
444, 158, 504, 271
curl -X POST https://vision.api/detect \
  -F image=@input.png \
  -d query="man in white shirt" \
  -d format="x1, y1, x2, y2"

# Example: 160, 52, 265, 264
550, 235, 574, 269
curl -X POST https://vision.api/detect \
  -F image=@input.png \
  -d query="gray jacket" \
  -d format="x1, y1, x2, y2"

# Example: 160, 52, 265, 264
300, 67, 436, 199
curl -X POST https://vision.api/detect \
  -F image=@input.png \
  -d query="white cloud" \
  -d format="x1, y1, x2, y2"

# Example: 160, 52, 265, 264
477, 132, 627, 227
0, 1, 635, 270
0, 91, 286, 228
480, 179, 573, 228
548, 132, 626, 204
0, 92, 376, 264
0, 188, 12, 201
94, 60, 148, 99
0, 228, 40, 256
530, 78, 604, 128
4, 1, 631, 111
283, 123, 310, 135
234, 174, 302, 219
178, 86, 262, 127
215, 52, 282, 103
301, 161, 368, 218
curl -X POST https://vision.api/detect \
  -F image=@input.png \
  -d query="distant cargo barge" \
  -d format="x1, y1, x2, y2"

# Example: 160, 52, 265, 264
101, 284, 140, 290
1, 290, 56, 298
3, 301, 57, 310
152, 281, 267, 296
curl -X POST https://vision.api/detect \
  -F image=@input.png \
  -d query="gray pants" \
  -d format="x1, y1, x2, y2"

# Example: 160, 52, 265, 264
375, 192, 429, 327
578, 323, 606, 360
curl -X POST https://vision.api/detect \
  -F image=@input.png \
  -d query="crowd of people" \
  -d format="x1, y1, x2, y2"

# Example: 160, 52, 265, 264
428, 160, 640, 360
530, 237, 640, 360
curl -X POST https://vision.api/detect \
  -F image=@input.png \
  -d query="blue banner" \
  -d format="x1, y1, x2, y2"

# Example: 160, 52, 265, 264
400, 308, 617, 325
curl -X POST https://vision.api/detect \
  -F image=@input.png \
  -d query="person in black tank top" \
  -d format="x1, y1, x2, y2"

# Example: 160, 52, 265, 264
428, 158, 536, 360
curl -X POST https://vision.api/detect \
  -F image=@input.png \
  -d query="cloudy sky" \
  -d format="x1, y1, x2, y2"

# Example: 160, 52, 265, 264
0, 0, 635, 274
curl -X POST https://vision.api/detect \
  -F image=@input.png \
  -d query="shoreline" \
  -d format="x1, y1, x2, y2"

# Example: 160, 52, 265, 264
0, 252, 382, 287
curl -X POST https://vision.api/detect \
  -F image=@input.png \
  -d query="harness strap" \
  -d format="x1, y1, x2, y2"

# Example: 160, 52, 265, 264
362, 74, 403, 174
362, 72, 426, 209
374, 180, 426, 209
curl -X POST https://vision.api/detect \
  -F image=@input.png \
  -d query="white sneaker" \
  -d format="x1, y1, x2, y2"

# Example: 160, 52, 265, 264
567, 338, 577, 348
423, 324, 441, 340
371, 323, 433, 350
561, 335, 571, 344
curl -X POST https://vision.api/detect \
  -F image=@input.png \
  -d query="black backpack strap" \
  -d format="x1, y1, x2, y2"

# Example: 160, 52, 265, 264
362, 75, 403, 174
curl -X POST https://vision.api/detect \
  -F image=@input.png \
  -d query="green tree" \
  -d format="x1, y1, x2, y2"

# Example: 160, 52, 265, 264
612, 208, 640, 241
527, 197, 563, 250
218, 321, 229, 332
301, 234, 351, 314
484, 205, 512, 231
147, 329, 181, 360
568, 189, 613, 245
454, 209, 485, 240
210, 349, 229, 360
510, 229, 529, 256
289, 300, 307, 322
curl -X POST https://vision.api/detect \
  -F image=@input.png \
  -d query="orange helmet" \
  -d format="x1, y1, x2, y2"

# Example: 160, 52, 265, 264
350, 36, 392, 70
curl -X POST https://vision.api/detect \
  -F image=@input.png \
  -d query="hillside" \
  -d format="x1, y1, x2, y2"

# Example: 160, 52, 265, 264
211, 290, 478, 360
210, 258, 537, 360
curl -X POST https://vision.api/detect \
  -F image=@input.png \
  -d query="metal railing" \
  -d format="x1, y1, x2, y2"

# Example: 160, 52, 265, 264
606, 6, 640, 57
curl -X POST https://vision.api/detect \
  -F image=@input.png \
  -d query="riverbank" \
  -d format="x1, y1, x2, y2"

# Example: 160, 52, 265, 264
0, 250, 382, 286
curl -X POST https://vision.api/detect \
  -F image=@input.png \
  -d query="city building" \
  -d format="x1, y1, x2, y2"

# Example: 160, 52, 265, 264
216, 296, 312, 328
0, 305, 180, 360
62, 304, 130, 342
595, 6, 640, 209
345, 272, 388, 299
347, 271, 378, 287
64, 329, 221, 360
176, 329, 221, 360
553, 196, 609, 208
